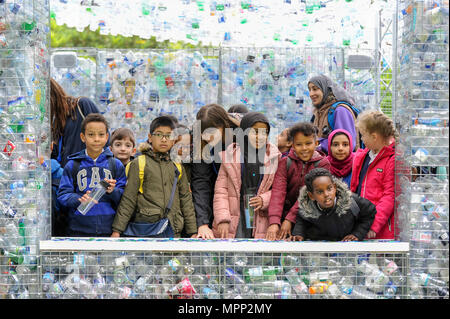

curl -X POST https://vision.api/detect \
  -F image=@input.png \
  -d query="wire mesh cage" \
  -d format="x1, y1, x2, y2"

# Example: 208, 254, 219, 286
39, 239, 409, 299
0, 0, 51, 299
395, 0, 449, 299
95, 48, 221, 144
50, 46, 379, 145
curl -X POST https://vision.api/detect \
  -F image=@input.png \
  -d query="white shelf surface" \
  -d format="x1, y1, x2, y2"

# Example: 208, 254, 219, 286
40, 238, 410, 253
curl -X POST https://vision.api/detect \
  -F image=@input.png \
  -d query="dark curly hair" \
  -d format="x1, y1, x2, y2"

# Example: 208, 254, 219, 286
304, 168, 335, 193
289, 122, 318, 141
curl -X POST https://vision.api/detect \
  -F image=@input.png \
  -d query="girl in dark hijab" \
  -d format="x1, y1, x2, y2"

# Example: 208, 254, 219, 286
213, 112, 281, 239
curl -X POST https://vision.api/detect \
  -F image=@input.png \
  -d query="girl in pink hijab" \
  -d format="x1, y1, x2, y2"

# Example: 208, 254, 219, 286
327, 129, 355, 188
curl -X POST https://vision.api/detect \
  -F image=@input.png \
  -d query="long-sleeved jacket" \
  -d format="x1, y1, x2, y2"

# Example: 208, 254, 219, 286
350, 142, 396, 239
57, 148, 126, 235
267, 148, 330, 226
292, 178, 376, 241
212, 143, 281, 238
111, 143, 197, 237
190, 159, 221, 228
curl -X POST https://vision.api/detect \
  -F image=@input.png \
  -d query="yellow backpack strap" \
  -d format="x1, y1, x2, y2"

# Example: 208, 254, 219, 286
138, 155, 146, 193
174, 162, 183, 181
125, 161, 131, 177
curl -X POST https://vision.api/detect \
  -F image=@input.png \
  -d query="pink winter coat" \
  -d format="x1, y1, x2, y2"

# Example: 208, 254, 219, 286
350, 142, 395, 239
212, 142, 281, 238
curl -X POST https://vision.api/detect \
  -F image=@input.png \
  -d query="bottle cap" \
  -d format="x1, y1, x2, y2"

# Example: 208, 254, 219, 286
99, 180, 111, 189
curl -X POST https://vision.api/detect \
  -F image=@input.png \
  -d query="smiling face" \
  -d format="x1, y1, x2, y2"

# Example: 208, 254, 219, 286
308, 176, 337, 209
149, 126, 174, 153
308, 82, 324, 107
330, 133, 351, 161
80, 121, 109, 159
293, 132, 318, 162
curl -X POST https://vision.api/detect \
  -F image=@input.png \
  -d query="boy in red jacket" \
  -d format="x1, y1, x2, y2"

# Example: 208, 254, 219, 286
350, 110, 397, 240
266, 122, 330, 240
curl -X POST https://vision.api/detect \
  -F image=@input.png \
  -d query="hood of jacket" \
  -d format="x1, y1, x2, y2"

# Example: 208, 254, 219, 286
137, 142, 172, 162
298, 177, 356, 220
67, 147, 115, 161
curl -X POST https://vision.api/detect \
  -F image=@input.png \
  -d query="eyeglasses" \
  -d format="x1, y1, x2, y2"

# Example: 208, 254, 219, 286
152, 133, 173, 140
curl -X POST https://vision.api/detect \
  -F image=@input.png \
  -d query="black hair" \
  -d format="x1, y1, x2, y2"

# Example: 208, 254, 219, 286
158, 113, 179, 125
305, 168, 335, 193
228, 104, 249, 114
81, 113, 109, 134
149, 115, 176, 134
284, 127, 294, 142
289, 122, 318, 141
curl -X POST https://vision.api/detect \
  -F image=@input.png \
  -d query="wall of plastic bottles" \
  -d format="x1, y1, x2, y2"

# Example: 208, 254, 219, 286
39, 239, 409, 299
49, 0, 390, 49
0, 0, 51, 299
394, 0, 449, 299
50, 47, 377, 144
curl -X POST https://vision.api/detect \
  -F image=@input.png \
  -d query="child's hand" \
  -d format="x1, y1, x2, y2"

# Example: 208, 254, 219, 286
367, 230, 377, 239
111, 231, 120, 238
217, 222, 230, 238
190, 233, 198, 238
78, 191, 97, 204
196, 225, 215, 239
249, 196, 263, 212
288, 235, 304, 241
278, 220, 292, 240
265, 224, 280, 241
342, 234, 359, 241
104, 178, 116, 193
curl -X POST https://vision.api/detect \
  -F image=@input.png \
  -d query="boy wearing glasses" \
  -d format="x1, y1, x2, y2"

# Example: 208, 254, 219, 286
111, 116, 197, 238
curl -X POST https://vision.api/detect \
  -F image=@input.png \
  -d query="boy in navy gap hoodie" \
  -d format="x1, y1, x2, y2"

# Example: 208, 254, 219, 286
57, 113, 126, 237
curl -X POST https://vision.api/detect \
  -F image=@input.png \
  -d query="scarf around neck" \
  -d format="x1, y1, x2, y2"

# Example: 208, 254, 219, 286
327, 129, 355, 178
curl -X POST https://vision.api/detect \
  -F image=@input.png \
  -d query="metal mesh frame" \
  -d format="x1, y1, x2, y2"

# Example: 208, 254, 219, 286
0, 0, 51, 300
50, 46, 379, 145
394, 0, 449, 299
38, 239, 409, 299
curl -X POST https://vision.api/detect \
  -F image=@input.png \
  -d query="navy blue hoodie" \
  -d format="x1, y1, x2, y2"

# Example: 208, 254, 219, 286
57, 148, 126, 235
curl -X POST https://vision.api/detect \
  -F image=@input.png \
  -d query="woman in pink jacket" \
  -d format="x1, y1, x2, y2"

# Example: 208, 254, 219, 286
350, 110, 398, 240
213, 112, 281, 239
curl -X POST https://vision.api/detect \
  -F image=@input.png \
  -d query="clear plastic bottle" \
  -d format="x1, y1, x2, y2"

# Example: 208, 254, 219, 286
77, 180, 110, 215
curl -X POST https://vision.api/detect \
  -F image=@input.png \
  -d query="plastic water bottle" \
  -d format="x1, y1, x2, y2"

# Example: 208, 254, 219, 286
76, 180, 110, 215
284, 268, 308, 296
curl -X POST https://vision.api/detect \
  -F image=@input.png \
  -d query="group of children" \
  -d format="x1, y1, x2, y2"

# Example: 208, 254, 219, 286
55, 105, 397, 242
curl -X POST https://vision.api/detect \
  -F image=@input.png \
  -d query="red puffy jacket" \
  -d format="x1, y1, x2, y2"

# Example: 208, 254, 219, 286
350, 143, 396, 239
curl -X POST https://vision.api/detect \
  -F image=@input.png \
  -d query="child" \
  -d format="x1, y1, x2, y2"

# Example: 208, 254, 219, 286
350, 110, 397, 240
57, 113, 126, 237
327, 129, 354, 188
172, 124, 192, 184
110, 128, 136, 167
111, 116, 197, 238
266, 122, 330, 241
277, 128, 293, 158
290, 168, 376, 241
213, 112, 281, 238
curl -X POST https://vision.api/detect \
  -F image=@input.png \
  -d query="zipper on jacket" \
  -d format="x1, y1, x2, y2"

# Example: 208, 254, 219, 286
362, 149, 385, 198
159, 162, 166, 218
